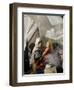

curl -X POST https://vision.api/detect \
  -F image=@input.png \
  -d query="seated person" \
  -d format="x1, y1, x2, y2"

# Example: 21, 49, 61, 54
42, 39, 63, 73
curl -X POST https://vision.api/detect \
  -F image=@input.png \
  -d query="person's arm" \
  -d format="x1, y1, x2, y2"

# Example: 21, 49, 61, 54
42, 48, 49, 56
31, 61, 36, 74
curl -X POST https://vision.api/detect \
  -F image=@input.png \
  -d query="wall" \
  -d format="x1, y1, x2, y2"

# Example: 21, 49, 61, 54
0, 0, 74, 90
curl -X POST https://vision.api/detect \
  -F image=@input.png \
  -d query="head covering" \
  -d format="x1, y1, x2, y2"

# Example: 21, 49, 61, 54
35, 37, 41, 45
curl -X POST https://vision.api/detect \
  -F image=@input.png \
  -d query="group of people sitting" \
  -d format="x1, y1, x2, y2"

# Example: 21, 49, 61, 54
24, 37, 63, 74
